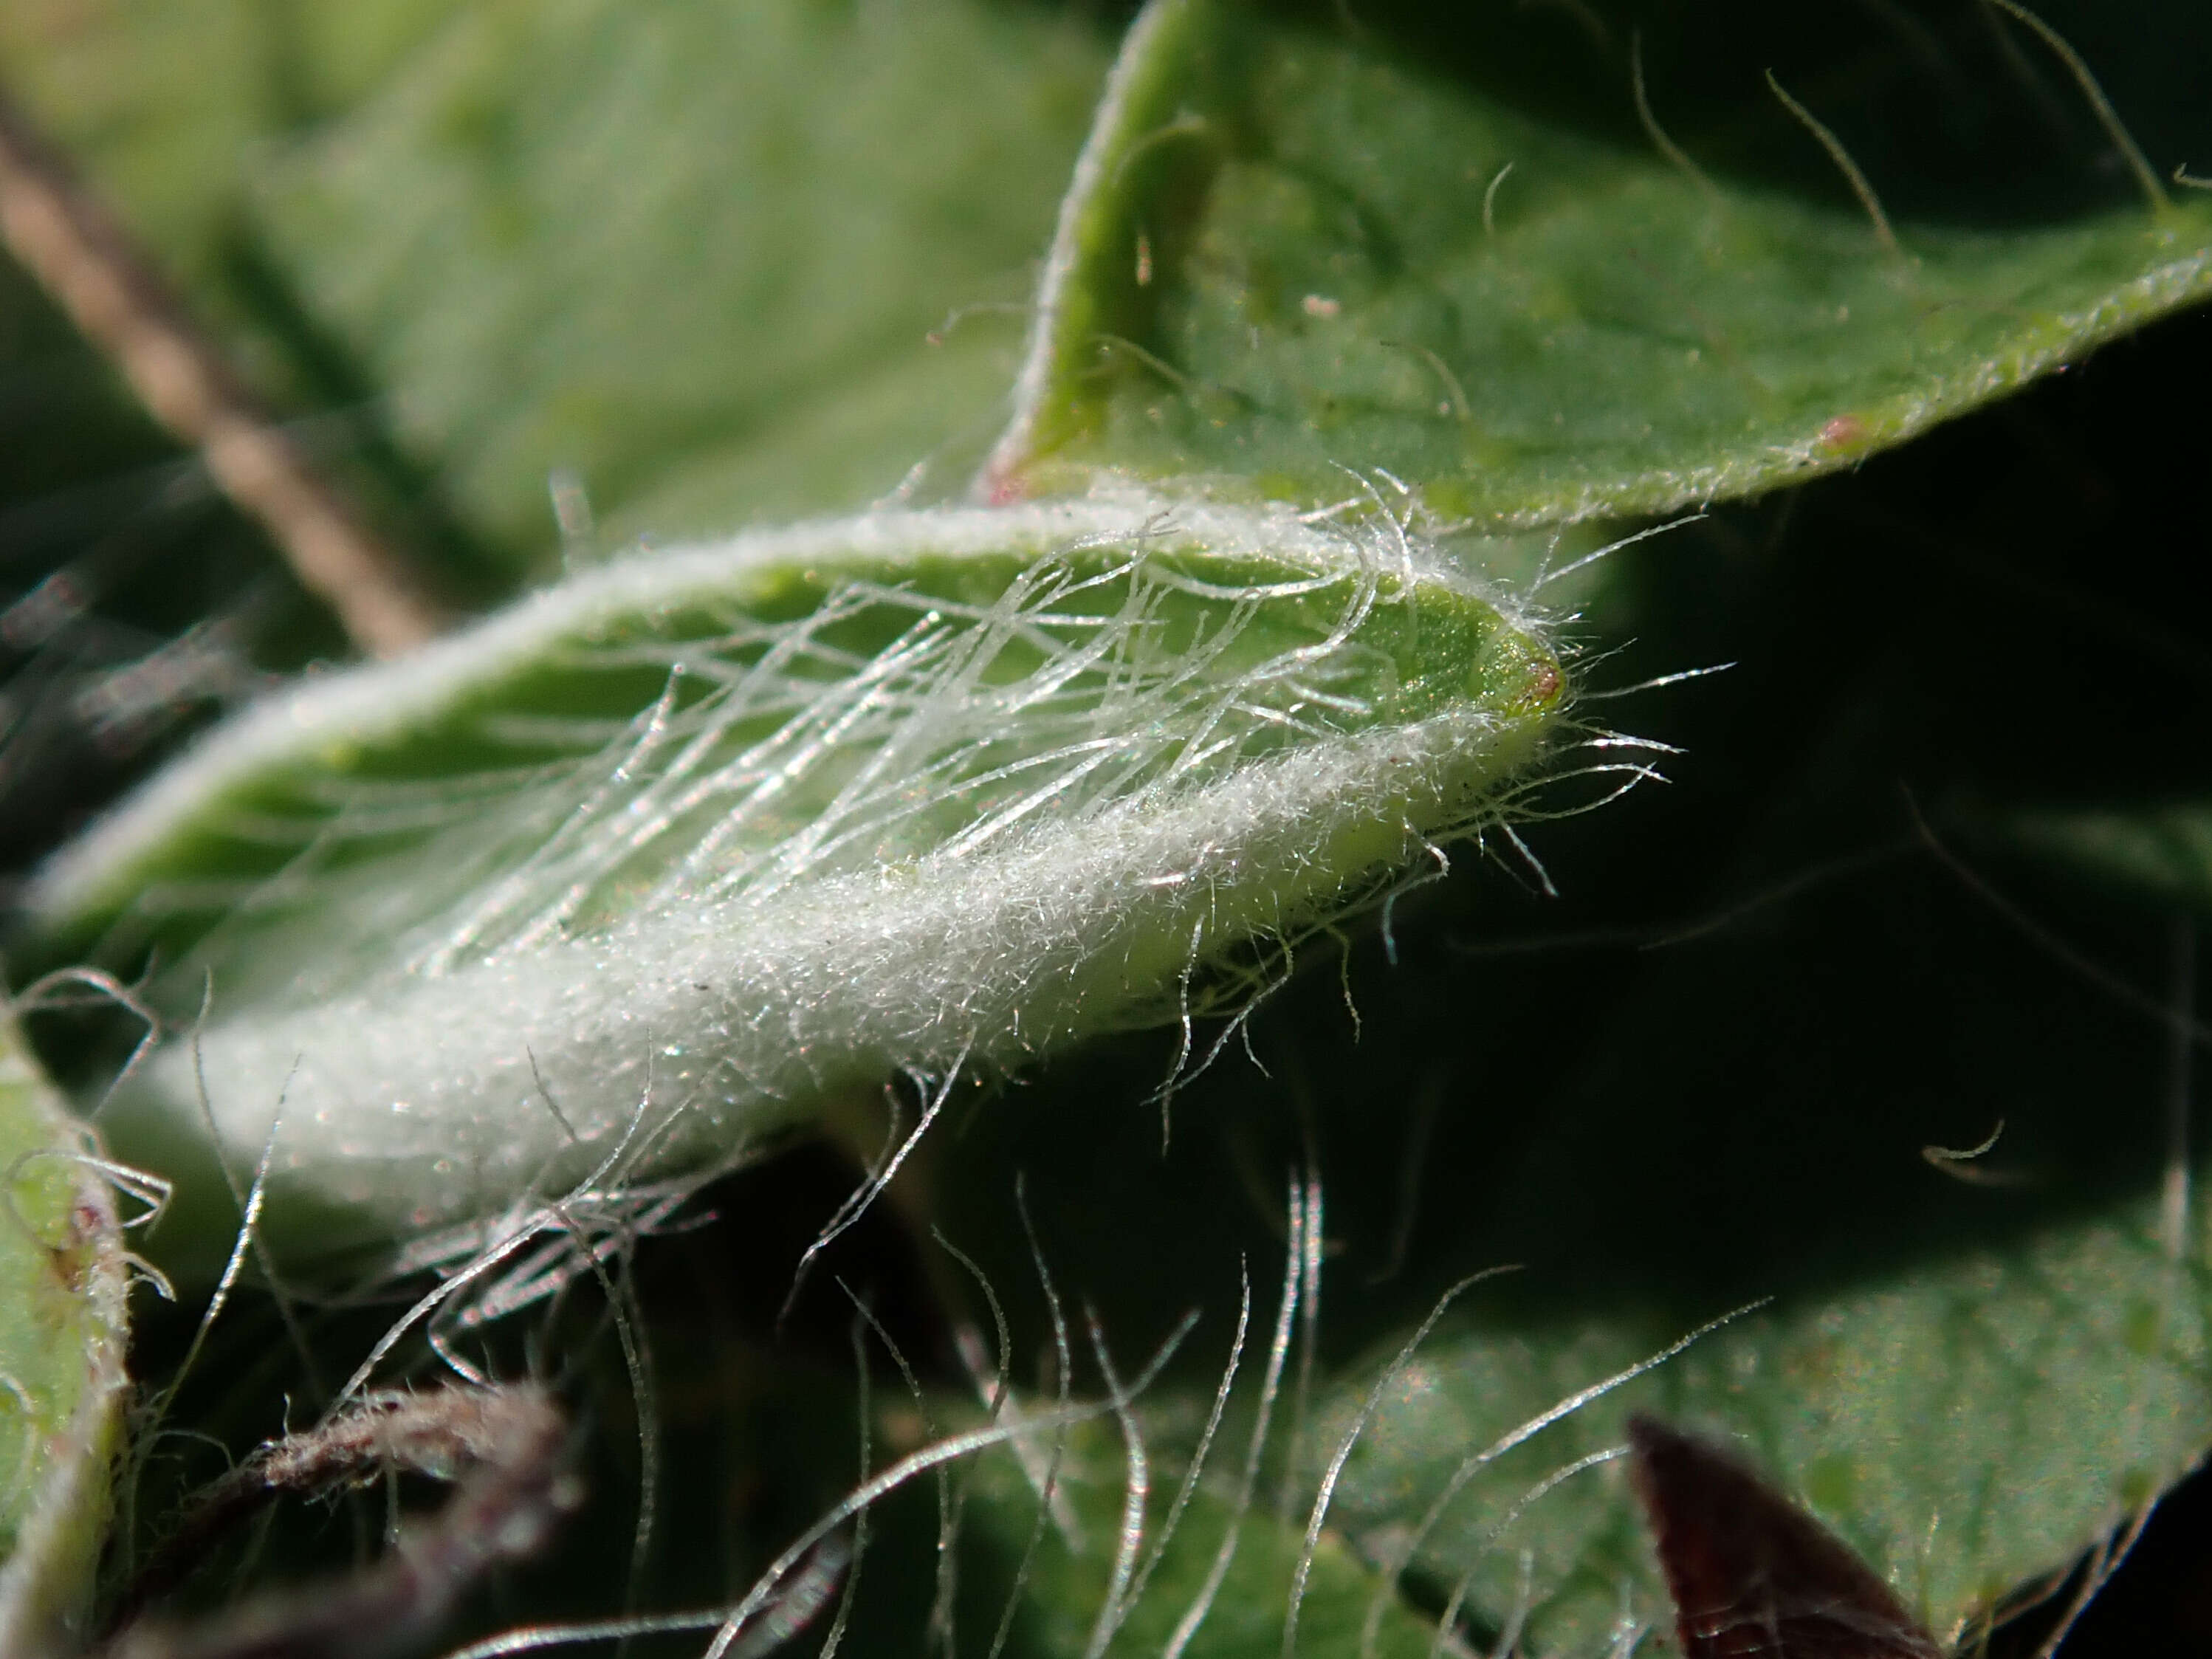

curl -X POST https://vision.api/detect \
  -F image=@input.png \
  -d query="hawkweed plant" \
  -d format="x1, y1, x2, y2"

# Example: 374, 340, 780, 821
4, 3, 2212, 1658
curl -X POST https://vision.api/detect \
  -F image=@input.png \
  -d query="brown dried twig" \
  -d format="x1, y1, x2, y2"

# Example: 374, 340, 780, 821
0, 86, 447, 658
100, 1384, 577, 1659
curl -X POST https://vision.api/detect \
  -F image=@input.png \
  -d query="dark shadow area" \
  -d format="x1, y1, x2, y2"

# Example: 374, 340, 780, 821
1263, 0, 2212, 227
0, 258, 343, 881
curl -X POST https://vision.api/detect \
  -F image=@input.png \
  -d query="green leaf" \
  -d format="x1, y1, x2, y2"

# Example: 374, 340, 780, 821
982, 0, 2212, 529
0, 1012, 131, 1656
0, 0, 456, 296
1, 0, 1113, 576
958, 1419, 1447, 1659
241, 0, 1113, 562
0, 0, 521, 611
16, 498, 1562, 1269
1274, 808, 2212, 1655
1316, 1207, 2208, 1655
897, 470, 2212, 1655
10, 5, 2212, 1654
921, 886, 2212, 1658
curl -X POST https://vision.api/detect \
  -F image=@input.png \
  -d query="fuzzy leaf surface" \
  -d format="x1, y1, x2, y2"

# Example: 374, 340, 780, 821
935, 863, 2212, 1658
0, 1015, 130, 1656
911, 463, 2212, 1657
1313, 1203, 2208, 1655
984, 0, 2212, 529
16, 499, 1562, 1268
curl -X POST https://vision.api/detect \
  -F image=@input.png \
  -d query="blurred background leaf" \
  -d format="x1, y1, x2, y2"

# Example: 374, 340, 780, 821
3, 0, 1114, 574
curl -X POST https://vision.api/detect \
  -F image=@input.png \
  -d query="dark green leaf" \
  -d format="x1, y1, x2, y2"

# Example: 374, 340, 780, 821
1996, 803, 2212, 921
983, 0, 2212, 529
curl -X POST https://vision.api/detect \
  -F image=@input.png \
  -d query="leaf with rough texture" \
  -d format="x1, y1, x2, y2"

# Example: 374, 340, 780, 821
0, 1014, 130, 1658
15, 497, 1564, 1272
983, 0, 2212, 529
7, 4, 2212, 1656
925, 957, 2212, 1658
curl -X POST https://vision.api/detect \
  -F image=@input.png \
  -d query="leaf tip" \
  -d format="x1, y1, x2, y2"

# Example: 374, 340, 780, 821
1627, 1414, 1941, 1659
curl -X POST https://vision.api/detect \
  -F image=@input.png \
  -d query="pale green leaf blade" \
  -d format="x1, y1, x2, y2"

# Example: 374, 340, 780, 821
983, 0, 2212, 529
0, 0, 456, 298
15, 500, 1564, 1271
0, 1014, 131, 1657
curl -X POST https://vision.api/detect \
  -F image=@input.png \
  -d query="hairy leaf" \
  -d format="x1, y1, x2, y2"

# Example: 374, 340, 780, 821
17, 498, 1564, 1269
906, 457, 2212, 1656
1319, 1201, 2208, 1655
0, 1014, 130, 1656
960, 1418, 1447, 1659
983, 0, 2212, 529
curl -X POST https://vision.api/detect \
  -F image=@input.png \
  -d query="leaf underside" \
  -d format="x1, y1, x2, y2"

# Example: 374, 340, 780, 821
19, 501, 1564, 1264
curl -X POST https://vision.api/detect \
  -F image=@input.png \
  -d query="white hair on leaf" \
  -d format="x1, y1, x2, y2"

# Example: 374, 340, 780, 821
24, 494, 1565, 1274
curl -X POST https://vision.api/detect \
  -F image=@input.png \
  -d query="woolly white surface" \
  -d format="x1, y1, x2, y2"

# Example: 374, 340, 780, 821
55, 495, 1557, 1250
114, 700, 1535, 1237
38, 494, 1490, 927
